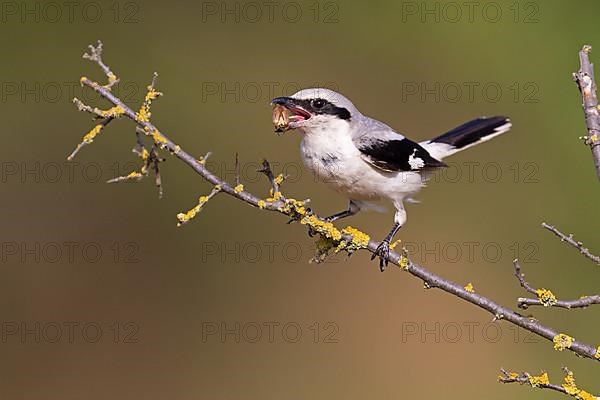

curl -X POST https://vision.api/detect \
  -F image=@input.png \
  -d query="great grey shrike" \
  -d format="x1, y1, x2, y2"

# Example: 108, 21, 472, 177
271, 88, 511, 270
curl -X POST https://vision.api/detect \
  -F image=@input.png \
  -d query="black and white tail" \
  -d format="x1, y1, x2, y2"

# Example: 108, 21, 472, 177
421, 116, 511, 160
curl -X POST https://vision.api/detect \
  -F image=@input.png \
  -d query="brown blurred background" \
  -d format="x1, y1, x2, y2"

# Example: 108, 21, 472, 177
1, 0, 599, 398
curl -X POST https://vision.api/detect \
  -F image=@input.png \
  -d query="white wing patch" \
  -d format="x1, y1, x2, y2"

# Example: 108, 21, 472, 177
408, 149, 425, 170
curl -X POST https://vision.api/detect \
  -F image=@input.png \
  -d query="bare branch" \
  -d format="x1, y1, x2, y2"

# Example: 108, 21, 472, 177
512, 259, 538, 295
82, 40, 119, 89
543, 222, 600, 265
573, 45, 600, 181
69, 42, 600, 363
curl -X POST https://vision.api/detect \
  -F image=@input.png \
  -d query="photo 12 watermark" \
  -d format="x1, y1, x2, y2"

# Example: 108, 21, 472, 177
200, 1, 340, 24
400, 321, 541, 344
1, 161, 157, 184
399, 81, 540, 104
1, 321, 139, 344
1, 81, 142, 104
0, 2, 140, 24
400, 2, 540, 24
0, 241, 140, 264
201, 321, 339, 343
198, 240, 539, 265
200, 81, 340, 103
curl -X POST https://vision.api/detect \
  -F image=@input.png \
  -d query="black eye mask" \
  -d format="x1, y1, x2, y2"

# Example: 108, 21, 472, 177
293, 98, 351, 120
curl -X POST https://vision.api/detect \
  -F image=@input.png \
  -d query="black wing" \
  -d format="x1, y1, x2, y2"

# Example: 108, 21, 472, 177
355, 136, 447, 172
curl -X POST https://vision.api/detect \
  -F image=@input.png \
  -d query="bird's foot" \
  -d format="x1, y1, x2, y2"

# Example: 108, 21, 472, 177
371, 240, 391, 272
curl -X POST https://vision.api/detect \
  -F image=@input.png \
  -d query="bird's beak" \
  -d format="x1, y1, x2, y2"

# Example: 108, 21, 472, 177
270, 97, 312, 134
271, 96, 294, 107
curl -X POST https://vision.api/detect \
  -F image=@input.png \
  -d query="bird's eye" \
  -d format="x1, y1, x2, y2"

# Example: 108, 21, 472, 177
312, 99, 326, 109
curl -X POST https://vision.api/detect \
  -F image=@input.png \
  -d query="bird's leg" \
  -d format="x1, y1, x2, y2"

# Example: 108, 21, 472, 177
371, 201, 406, 271
371, 223, 401, 271
323, 200, 361, 222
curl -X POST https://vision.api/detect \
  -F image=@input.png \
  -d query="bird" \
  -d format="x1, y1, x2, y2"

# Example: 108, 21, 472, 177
270, 88, 511, 271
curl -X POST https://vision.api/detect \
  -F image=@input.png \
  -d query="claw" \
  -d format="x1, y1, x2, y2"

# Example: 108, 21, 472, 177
371, 240, 390, 272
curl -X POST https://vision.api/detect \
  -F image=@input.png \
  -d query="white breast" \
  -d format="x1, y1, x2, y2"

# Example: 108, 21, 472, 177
300, 122, 425, 204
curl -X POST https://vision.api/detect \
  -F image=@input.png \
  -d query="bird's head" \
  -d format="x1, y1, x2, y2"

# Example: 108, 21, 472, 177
271, 88, 357, 135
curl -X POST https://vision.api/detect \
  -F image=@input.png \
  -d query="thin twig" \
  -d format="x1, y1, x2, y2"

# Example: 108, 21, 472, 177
67, 116, 114, 161
518, 296, 600, 310
499, 369, 569, 396
82, 40, 119, 89
234, 152, 241, 187
543, 222, 600, 265
513, 259, 600, 309
513, 259, 537, 295
573, 45, 600, 181
71, 41, 600, 363
499, 368, 598, 399
258, 159, 285, 200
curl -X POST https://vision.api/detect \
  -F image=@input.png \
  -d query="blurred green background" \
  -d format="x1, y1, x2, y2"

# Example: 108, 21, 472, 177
1, 0, 600, 398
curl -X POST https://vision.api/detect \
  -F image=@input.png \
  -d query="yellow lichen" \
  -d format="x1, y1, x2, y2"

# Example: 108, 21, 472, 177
563, 371, 579, 396
464, 283, 475, 293
126, 171, 143, 179
561, 370, 596, 400
234, 184, 244, 194
505, 372, 520, 380
399, 255, 410, 270
502, 369, 598, 400
595, 347, 600, 359
257, 200, 266, 209
80, 76, 87, 85
137, 85, 161, 122
107, 72, 118, 83
266, 191, 283, 202
312, 236, 337, 263
590, 133, 598, 143
577, 390, 597, 400
274, 174, 285, 185
340, 226, 370, 253
82, 124, 103, 144
176, 195, 210, 226
67, 123, 106, 160
389, 239, 402, 250
553, 333, 574, 351
300, 215, 342, 241
278, 198, 307, 219
342, 226, 370, 247
536, 288, 558, 307
101, 105, 125, 118
528, 372, 550, 387
152, 129, 168, 147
